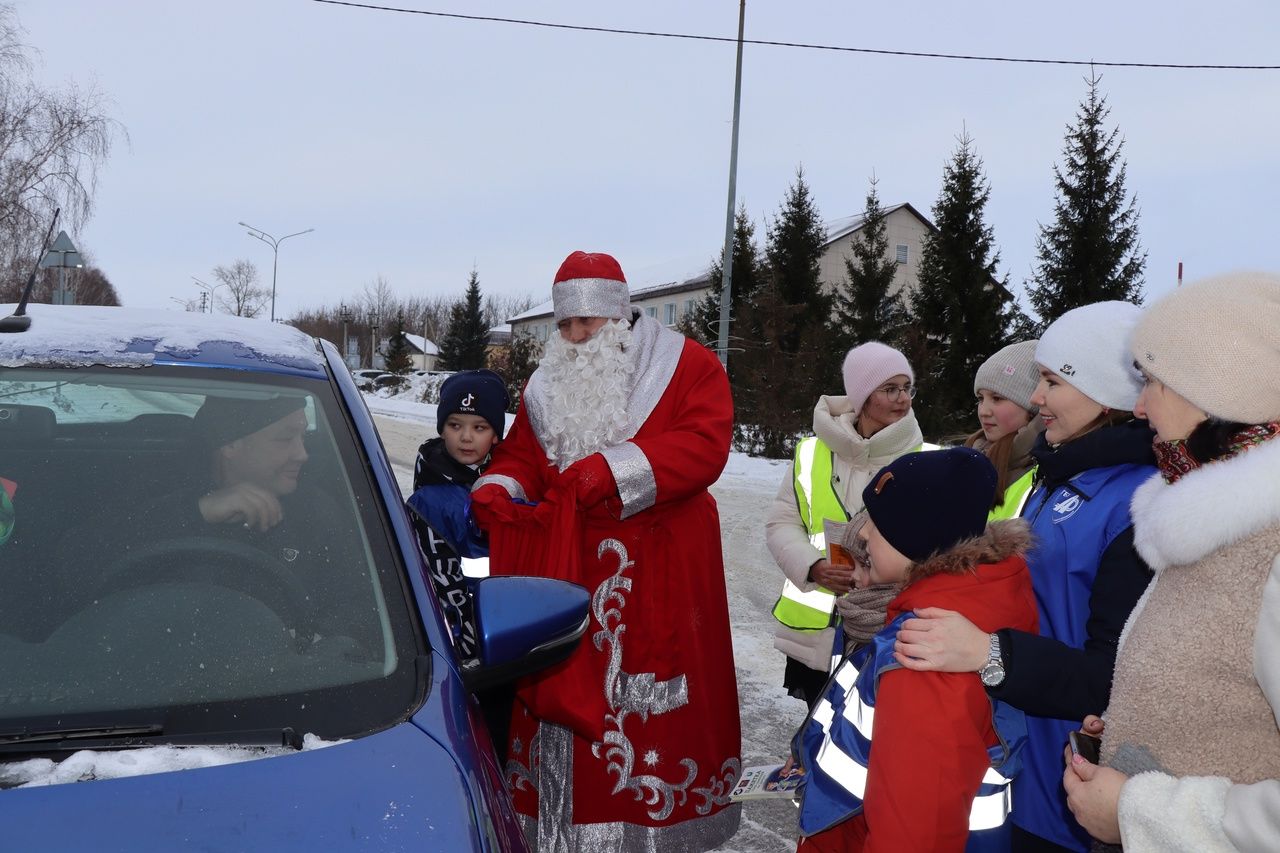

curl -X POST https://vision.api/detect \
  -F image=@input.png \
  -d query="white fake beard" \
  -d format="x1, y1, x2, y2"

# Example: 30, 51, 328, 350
538, 319, 635, 470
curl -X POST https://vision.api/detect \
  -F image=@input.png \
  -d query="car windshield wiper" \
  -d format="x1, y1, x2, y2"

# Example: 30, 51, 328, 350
0, 722, 307, 754
0, 723, 164, 747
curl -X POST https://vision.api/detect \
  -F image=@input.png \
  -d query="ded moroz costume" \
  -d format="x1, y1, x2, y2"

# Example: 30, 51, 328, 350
470, 251, 742, 852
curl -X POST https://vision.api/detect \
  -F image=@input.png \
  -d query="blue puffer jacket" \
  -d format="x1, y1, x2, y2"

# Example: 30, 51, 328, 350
987, 420, 1156, 851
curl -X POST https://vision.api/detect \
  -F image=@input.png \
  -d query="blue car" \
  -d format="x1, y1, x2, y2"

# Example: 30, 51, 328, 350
0, 303, 588, 850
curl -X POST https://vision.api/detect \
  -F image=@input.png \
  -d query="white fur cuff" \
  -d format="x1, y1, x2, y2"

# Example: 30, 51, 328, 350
1118, 771, 1234, 852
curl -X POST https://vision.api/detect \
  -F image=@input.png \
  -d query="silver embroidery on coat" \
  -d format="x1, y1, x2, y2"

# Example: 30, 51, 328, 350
589, 537, 698, 821
507, 537, 744, 850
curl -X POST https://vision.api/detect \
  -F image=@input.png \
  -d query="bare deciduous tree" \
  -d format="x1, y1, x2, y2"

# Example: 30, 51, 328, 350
483, 292, 537, 329
0, 5, 121, 285
212, 259, 267, 317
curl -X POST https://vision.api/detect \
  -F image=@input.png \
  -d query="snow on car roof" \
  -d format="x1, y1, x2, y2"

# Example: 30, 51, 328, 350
0, 304, 324, 371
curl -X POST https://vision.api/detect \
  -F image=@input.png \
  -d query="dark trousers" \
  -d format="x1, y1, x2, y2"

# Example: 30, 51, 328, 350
1011, 823, 1081, 853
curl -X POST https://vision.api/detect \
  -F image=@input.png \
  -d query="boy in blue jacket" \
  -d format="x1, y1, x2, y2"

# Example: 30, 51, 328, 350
407, 369, 509, 661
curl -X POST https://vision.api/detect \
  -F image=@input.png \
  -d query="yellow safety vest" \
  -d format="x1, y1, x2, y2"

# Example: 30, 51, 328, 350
989, 467, 1037, 521
772, 437, 849, 631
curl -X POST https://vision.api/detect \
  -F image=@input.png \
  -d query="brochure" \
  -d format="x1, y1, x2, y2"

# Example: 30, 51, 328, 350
729, 762, 806, 801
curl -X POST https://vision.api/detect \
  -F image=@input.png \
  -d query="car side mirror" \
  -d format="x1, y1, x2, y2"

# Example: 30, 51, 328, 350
460, 576, 589, 692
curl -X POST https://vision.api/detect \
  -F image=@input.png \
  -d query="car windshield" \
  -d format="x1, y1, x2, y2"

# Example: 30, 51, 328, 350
0, 365, 423, 746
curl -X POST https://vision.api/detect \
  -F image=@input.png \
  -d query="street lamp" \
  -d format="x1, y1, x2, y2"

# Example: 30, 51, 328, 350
191, 276, 226, 314
367, 310, 380, 369
338, 303, 355, 368
237, 220, 314, 322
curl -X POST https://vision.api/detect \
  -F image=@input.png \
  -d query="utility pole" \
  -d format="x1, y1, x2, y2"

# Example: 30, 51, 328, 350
715, 0, 747, 369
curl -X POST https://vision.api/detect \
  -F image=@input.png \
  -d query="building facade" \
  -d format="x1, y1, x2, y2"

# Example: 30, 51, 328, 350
507, 202, 936, 342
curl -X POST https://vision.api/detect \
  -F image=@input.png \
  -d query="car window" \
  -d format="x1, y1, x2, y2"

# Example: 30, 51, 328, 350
0, 365, 423, 743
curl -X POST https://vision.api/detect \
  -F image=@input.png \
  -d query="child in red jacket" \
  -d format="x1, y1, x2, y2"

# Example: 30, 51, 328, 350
795, 447, 1040, 852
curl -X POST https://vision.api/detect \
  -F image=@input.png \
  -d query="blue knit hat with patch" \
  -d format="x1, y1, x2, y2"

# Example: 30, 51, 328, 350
437, 369, 509, 436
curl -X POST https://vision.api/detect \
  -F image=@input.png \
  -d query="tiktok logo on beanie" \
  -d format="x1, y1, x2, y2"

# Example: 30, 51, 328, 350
1051, 491, 1082, 524
461, 393, 475, 410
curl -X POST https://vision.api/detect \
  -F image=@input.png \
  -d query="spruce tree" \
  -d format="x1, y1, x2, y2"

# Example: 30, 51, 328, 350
911, 132, 1025, 440
383, 313, 414, 376
729, 169, 836, 455
694, 205, 764, 351
730, 275, 827, 457
437, 269, 490, 371
764, 167, 830, 345
1027, 72, 1146, 327
486, 330, 542, 412
830, 177, 907, 354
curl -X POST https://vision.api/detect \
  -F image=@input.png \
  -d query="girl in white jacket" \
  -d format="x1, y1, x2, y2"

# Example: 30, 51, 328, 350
765, 341, 922, 707
1064, 272, 1280, 852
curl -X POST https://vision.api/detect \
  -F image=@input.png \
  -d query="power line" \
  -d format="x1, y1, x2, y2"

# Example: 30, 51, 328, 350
312, 0, 1280, 71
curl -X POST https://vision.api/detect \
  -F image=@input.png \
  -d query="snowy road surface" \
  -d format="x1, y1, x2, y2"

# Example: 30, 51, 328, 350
369, 400, 801, 852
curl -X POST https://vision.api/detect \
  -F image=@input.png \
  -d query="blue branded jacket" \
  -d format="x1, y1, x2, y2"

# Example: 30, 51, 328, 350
986, 421, 1156, 851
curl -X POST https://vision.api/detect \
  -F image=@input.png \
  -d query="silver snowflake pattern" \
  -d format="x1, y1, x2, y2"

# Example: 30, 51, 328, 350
643, 749, 660, 768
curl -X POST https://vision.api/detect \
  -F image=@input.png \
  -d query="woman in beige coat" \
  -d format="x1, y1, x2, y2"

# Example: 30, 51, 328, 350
765, 341, 923, 707
1064, 272, 1280, 851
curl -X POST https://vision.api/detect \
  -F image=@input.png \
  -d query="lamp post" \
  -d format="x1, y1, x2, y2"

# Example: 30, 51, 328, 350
237, 221, 314, 322
338, 303, 355, 368
191, 276, 226, 314
367, 310, 380, 369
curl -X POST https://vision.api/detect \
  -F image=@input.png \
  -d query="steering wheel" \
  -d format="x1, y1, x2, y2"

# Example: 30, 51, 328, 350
97, 536, 320, 641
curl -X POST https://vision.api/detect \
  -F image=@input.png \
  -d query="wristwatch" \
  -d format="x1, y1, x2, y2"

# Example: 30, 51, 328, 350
979, 633, 1006, 687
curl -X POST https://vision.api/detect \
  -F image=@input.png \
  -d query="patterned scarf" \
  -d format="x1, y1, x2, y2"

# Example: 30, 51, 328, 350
1154, 422, 1280, 483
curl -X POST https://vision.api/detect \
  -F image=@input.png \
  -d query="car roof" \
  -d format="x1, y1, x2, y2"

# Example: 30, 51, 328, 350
0, 304, 326, 377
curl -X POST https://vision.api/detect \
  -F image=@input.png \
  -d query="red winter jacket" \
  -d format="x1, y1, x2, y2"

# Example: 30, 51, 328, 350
804, 521, 1040, 853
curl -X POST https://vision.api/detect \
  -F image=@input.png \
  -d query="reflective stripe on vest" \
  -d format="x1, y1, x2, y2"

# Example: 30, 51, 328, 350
772, 437, 844, 631
989, 467, 1037, 522
795, 613, 1024, 837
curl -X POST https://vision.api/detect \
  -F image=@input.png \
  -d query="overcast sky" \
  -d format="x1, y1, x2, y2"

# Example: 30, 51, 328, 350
15, 0, 1280, 319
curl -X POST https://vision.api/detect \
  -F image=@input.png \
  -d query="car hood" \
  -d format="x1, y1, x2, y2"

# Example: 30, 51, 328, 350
0, 722, 484, 851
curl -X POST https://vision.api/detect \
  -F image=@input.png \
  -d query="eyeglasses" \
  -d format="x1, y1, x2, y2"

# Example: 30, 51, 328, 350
874, 383, 917, 401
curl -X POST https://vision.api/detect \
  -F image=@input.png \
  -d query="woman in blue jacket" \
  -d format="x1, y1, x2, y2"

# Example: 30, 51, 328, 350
892, 301, 1156, 852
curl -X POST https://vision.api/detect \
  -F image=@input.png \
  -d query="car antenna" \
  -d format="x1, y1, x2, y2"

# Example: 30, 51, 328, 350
0, 208, 61, 333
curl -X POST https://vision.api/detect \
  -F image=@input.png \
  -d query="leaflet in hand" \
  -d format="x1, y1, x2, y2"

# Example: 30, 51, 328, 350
729, 763, 806, 801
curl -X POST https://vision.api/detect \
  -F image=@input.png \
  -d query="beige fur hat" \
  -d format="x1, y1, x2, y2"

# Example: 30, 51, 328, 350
1130, 271, 1280, 423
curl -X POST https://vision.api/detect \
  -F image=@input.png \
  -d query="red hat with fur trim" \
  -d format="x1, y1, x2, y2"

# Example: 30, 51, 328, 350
552, 251, 630, 322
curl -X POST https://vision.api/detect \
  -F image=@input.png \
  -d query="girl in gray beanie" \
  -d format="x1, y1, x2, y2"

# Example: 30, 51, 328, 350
964, 339, 1044, 519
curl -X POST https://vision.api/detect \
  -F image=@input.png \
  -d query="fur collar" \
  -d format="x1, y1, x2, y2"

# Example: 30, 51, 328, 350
904, 519, 1033, 584
1131, 434, 1280, 572
813, 395, 923, 466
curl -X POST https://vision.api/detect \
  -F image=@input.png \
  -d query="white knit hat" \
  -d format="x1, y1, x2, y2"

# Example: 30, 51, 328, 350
1036, 301, 1144, 411
1130, 272, 1280, 423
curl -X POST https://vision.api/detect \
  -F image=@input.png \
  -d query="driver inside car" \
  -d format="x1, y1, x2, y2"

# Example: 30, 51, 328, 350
195, 394, 311, 532
116, 394, 374, 650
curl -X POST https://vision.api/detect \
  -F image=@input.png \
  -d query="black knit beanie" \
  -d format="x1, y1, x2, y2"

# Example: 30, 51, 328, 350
861, 447, 997, 562
195, 394, 307, 449
436, 369, 509, 435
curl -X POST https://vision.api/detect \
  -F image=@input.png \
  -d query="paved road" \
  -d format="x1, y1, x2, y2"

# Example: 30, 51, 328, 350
373, 415, 799, 852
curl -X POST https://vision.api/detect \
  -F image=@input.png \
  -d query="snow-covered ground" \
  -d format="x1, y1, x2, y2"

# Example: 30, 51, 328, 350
366, 392, 802, 852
